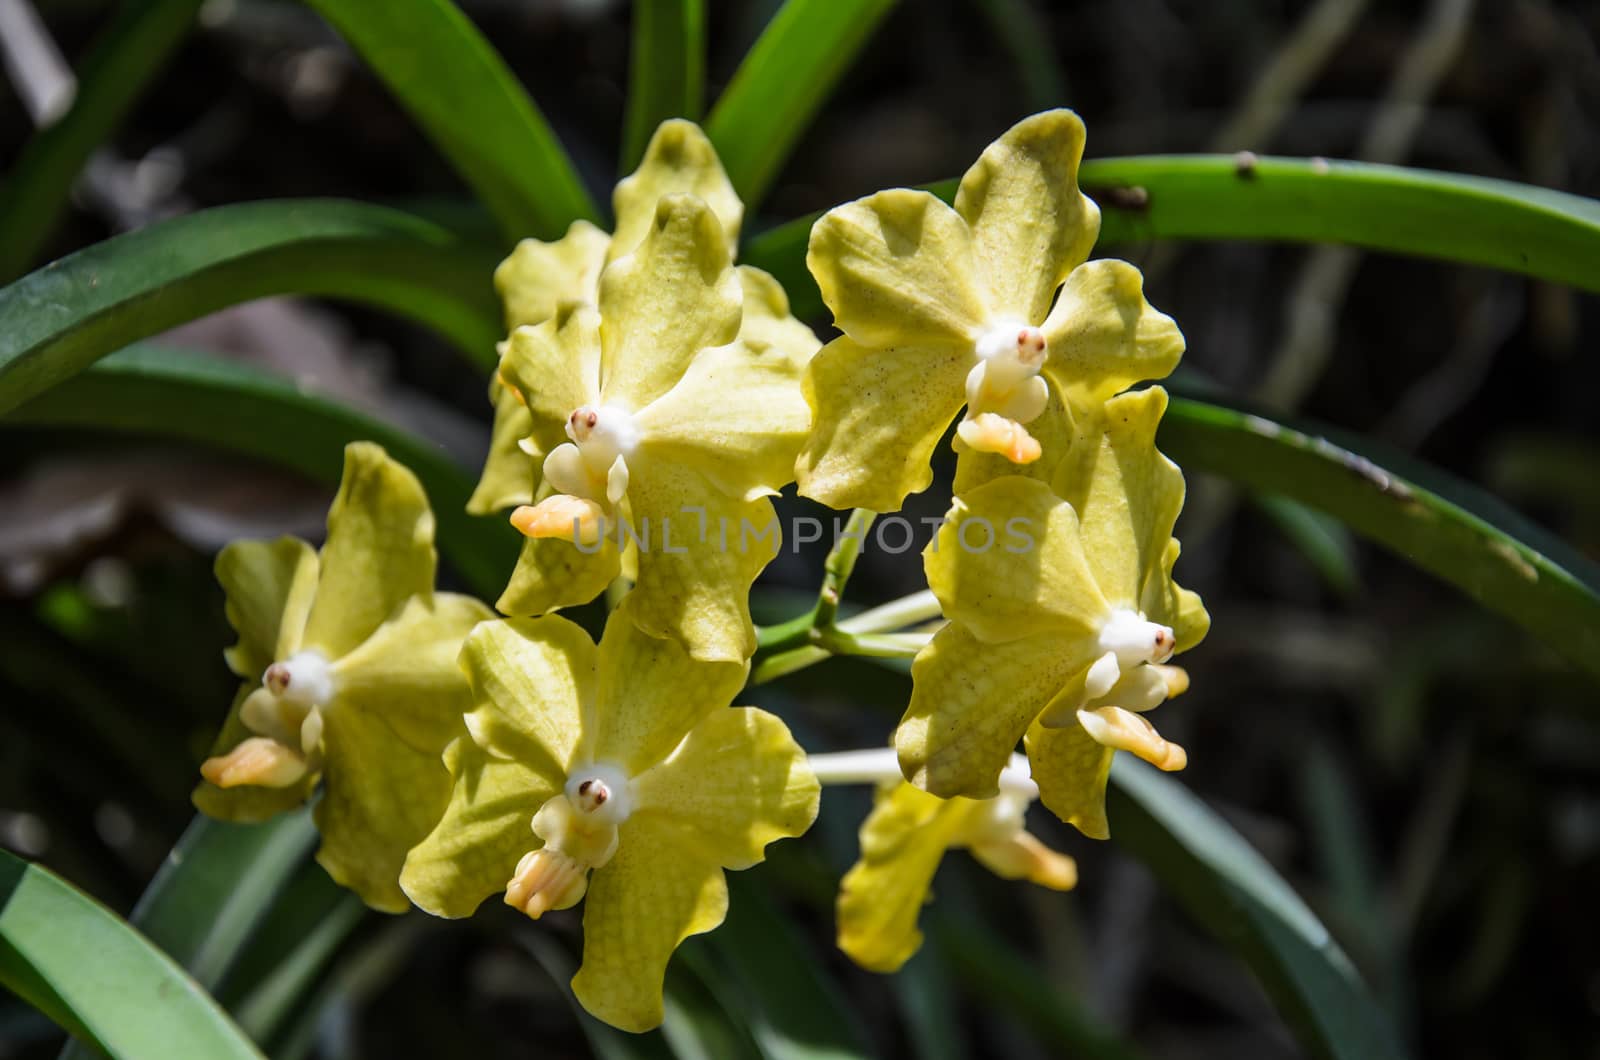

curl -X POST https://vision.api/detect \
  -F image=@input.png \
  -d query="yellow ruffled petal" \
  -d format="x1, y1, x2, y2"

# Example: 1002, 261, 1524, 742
794, 336, 971, 512
571, 814, 729, 1033
192, 687, 319, 822
331, 593, 492, 754
1041, 259, 1184, 412
591, 603, 748, 775
807, 189, 989, 349
400, 736, 564, 919
630, 707, 818, 870
498, 302, 604, 462
897, 624, 1098, 799
1025, 715, 1116, 839
611, 119, 742, 263
215, 536, 319, 680
837, 781, 972, 973
496, 526, 622, 618
300, 443, 436, 660
732, 265, 824, 370
1049, 388, 1185, 607
313, 700, 455, 913
467, 382, 538, 515
924, 476, 1109, 643
953, 109, 1100, 324
1141, 538, 1211, 653
623, 455, 779, 663
494, 219, 610, 330
456, 616, 592, 774
968, 830, 1078, 890
598, 194, 742, 412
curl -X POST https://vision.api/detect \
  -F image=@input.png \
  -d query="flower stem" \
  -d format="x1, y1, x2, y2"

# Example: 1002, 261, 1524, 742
812, 508, 876, 630
807, 748, 1038, 798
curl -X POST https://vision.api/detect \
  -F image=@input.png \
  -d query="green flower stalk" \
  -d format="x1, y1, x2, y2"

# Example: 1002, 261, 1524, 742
195, 443, 492, 911
401, 602, 818, 1032
796, 109, 1184, 513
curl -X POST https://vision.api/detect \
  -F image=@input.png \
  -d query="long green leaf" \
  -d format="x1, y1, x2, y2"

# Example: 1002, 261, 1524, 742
688, 873, 872, 1060
705, 0, 898, 208
1160, 394, 1600, 680
4, 345, 519, 596
741, 156, 1600, 320
1106, 759, 1409, 1060
58, 813, 318, 1060
302, 0, 599, 239
0, 849, 264, 1058
0, 0, 202, 283
0, 198, 502, 417
622, 0, 707, 172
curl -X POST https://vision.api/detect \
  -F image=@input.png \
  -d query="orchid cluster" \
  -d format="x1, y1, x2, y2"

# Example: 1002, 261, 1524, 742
196, 110, 1207, 1031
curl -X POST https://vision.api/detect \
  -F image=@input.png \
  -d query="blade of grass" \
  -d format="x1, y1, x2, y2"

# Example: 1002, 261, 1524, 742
0, 198, 503, 416
3, 345, 518, 597
0, 0, 202, 282
1161, 393, 1600, 681
302, 0, 599, 239
0, 849, 264, 1058
622, 0, 707, 171
740, 156, 1600, 320
705, 0, 898, 208
1106, 759, 1410, 1060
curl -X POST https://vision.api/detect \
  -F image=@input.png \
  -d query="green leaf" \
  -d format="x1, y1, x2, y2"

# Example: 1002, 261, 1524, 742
1106, 759, 1410, 1060
741, 156, 1600, 320
685, 873, 872, 1060
3, 345, 519, 598
0, 199, 503, 416
0, 0, 202, 283
302, 0, 599, 239
622, 0, 707, 172
0, 849, 264, 1059
1160, 394, 1600, 680
705, 0, 898, 208
1082, 155, 1600, 292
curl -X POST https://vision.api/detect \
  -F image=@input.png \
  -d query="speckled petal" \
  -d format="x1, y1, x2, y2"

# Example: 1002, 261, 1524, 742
215, 536, 319, 680
807, 189, 989, 349
954, 109, 1100, 323
400, 736, 562, 919
571, 814, 729, 1033
611, 119, 742, 262
456, 615, 592, 777
630, 707, 818, 869
301, 443, 436, 660
1025, 715, 1116, 839
1041, 259, 1184, 412
837, 781, 972, 973
467, 382, 539, 515
1049, 387, 1185, 607
591, 603, 748, 776
598, 195, 742, 412
623, 454, 779, 663
498, 302, 604, 462
313, 701, 455, 912
496, 527, 621, 619
924, 476, 1109, 643
897, 623, 1098, 799
795, 336, 971, 512
494, 219, 610, 330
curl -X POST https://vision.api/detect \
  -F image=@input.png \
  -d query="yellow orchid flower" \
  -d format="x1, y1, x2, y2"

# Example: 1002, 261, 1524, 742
469, 119, 816, 517
896, 387, 1209, 835
796, 108, 1185, 513
493, 190, 813, 663
194, 443, 493, 911
820, 751, 1075, 973
400, 604, 819, 1033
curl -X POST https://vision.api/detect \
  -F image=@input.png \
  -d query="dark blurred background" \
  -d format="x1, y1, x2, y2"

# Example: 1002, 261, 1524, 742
2, 1, 1599, 1057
